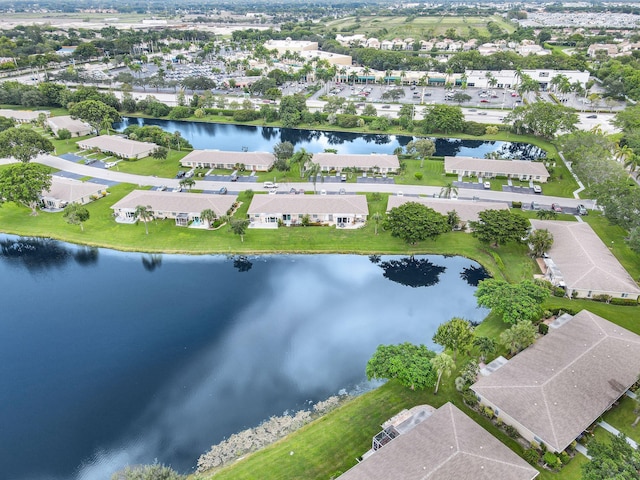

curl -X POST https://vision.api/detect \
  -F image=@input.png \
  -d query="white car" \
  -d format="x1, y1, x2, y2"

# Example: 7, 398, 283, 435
104, 161, 117, 169
484, 181, 491, 189
263, 182, 279, 189
320, 189, 327, 195
533, 185, 542, 194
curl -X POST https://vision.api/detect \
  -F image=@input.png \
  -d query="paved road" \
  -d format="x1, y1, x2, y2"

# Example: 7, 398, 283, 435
1, 154, 597, 211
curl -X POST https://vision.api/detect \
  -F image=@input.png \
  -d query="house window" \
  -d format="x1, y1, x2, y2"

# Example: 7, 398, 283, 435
540, 72, 550, 78
254, 214, 259, 218
494, 408, 499, 416
622, 293, 629, 298
587, 291, 592, 298
534, 436, 542, 444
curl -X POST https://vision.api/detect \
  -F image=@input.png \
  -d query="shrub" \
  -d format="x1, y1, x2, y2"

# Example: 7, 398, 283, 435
543, 451, 560, 470
523, 448, 540, 465
336, 114, 359, 128
414, 172, 423, 180
592, 294, 613, 303
233, 109, 260, 122
504, 424, 520, 438
610, 298, 638, 306
559, 451, 570, 465
463, 121, 487, 136
481, 406, 494, 419
538, 323, 549, 335
454, 376, 466, 392
512, 201, 522, 209
485, 125, 499, 135
462, 389, 478, 407
552, 286, 566, 297
168, 106, 192, 119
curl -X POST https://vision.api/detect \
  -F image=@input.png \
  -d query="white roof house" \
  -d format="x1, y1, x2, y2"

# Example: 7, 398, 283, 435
472, 310, 640, 452
180, 150, 274, 171
312, 153, 400, 174
0, 109, 49, 123
445, 156, 550, 183
386, 197, 510, 226
338, 402, 539, 480
247, 194, 368, 228
47, 115, 92, 137
41, 176, 108, 210
111, 190, 237, 226
263, 39, 318, 54
77, 135, 157, 160
530, 220, 640, 300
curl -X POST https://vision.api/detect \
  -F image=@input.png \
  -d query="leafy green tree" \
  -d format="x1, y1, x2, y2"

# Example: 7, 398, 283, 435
279, 94, 307, 127
179, 177, 195, 191
69, 100, 121, 136
505, 102, 578, 139
365, 342, 436, 390
475, 279, 550, 324
422, 104, 465, 134
200, 208, 216, 229
0, 115, 15, 131
134, 204, 153, 235
440, 182, 458, 199
583, 433, 640, 479
0, 127, 54, 162
452, 92, 472, 104
384, 202, 448, 244
469, 209, 529, 247
57, 128, 72, 141
362, 104, 377, 116
500, 321, 537, 355
431, 353, 455, 395
273, 141, 294, 171
446, 210, 461, 230
528, 228, 553, 257
230, 218, 249, 242
405, 138, 435, 167
152, 147, 168, 160
63, 203, 90, 231
432, 317, 475, 361
0, 162, 51, 215
473, 336, 497, 362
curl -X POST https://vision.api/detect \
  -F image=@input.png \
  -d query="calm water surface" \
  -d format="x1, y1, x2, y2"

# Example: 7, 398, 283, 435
0, 236, 489, 479
115, 117, 545, 160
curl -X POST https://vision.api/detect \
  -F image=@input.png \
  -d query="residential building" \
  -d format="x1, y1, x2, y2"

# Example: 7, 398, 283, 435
472, 310, 640, 453
312, 153, 400, 174
444, 156, 550, 183
338, 402, 539, 480
47, 115, 92, 137
77, 135, 157, 160
180, 150, 274, 172
41, 176, 107, 210
111, 190, 237, 227
247, 194, 368, 227
0, 109, 48, 123
530, 220, 640, 300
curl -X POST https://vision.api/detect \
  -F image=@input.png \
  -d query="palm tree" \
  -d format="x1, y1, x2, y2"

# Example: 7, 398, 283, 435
432, 353, 455, 394
536, 209, 557, 220
371, 212, 382, 235
134, 205, 153, 235
624, 153, 640, 178
473, 336, 497, 363
179, 177, 195, 191
307, 161, 322, 193
440, 182, 458, 199
200, 208, 216, 228
173, 131, 182, 151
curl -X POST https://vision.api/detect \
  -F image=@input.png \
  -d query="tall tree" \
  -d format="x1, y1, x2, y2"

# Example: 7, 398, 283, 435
230, 219, 249, 243
179, 177, 195, 191
69, 100, 121, 136
528, 228, 554, 257
504, 102, 578, 139
200, 208, 216, 229
473, 336, 497, 362
385, 202, 449, 245
469, 209, 530, 247
475, 279, 550, 324
0, 162, 51, 215
134, 204, 153, 235
500, 321, 537, 355
422, 104, 465, 134
405, 138, 435, 168
440, 182, 458, 199
583, 433, 640, 480
366, 342, 436, 391
0, 127, 54, 162
432, 317, 475, 361
431, 353, 455, 395
63, 203, 90, 231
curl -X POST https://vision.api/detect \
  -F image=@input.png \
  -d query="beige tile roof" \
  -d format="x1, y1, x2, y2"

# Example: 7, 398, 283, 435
339, 402, 539, 480
530, 220, 640, 296
111, 190, 237, 217
0, 109, 47, 121
180, 150, 275, 168
445, 156, 549, 177
47, 115, 91, 134
472, 310, 640, 452
78, 135, 157, 158
386, 196, 510, 222
247, 194, 369, 216
312, 153, 400, 170
43, 176, 107, 202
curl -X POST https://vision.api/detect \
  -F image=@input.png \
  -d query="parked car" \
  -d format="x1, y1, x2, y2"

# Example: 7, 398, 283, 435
478, 111, 488, 115
218, 187, 227, 195
551, 203, 562, 213
530, 201, 540, 210
185, 171, 194, 178
339, 188, 346, 195
157, 185, 167, 191
289, 187, 297, 194
263, 181, 279, 189
587, 114, 598, 119
577, 204, 588, 215
320, 189, 327, 195
340, 174, 347, 182
230, 174, 238, 182
533, 185, 542, 194
483, 181, 491, 189
176, 171, 185, 178
268, 189, 277, 195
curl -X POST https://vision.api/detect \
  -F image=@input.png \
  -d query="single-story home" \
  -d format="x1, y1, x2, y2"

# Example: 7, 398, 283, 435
386, 196, 510, 229
338, 402, 539, 480
47, 115, 92, 137
445, 156, 550, 183
471, 309, 640, 453
0, 109, 49, 124
312, 153, 400, 174
77, 135, 157, 160
111, 190, 237, 227
530, 220, 640, 300
247, 194, 369, 227
180, 150, 274, 172
41, 176, 108, 210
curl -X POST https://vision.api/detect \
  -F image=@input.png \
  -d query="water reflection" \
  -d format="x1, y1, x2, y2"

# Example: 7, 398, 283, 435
114, 117, 545, 159
379, 257, 447, 287
460, 265, 491, 286
0, 237, 99, 271
142, 254, 163, 272
232, 255, 253, 272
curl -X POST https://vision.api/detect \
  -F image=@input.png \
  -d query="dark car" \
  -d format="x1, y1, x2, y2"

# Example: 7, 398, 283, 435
218, 187, 227, 195
587, 114, 598, 119
176, 171, 185, 178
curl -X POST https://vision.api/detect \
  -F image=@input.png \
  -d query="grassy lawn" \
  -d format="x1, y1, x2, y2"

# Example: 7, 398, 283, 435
113, 150, 190, 177
395, 158, 447, 186
602, 396, 640, 443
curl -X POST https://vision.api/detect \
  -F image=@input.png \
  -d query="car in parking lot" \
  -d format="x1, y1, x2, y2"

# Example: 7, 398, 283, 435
577, 204, 588, 215
530, 201, 540, 210
551, 203, 562, 213
533, 185, 542, 194
483, 181, 491, 189
289, 187, 298, 194
176, 171, 185, 178
157, 185, 167, 191
218, 187, 227, 195
339, 188, 346, 195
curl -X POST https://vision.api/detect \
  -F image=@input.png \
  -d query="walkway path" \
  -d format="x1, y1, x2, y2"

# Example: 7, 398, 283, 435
0, 155, 597, 211
598, 420, 638, 449
574, 443, 592, 459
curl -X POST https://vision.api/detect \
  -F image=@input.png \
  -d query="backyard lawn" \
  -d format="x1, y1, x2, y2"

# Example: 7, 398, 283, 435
602, 395, 640, 444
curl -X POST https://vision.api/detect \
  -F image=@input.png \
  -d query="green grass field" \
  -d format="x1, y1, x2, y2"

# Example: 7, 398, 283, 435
602, 396, 640, 444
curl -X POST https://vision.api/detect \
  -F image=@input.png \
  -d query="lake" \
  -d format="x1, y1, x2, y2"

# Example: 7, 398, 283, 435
114, 117, 546, 160
0, 236, 489, 480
